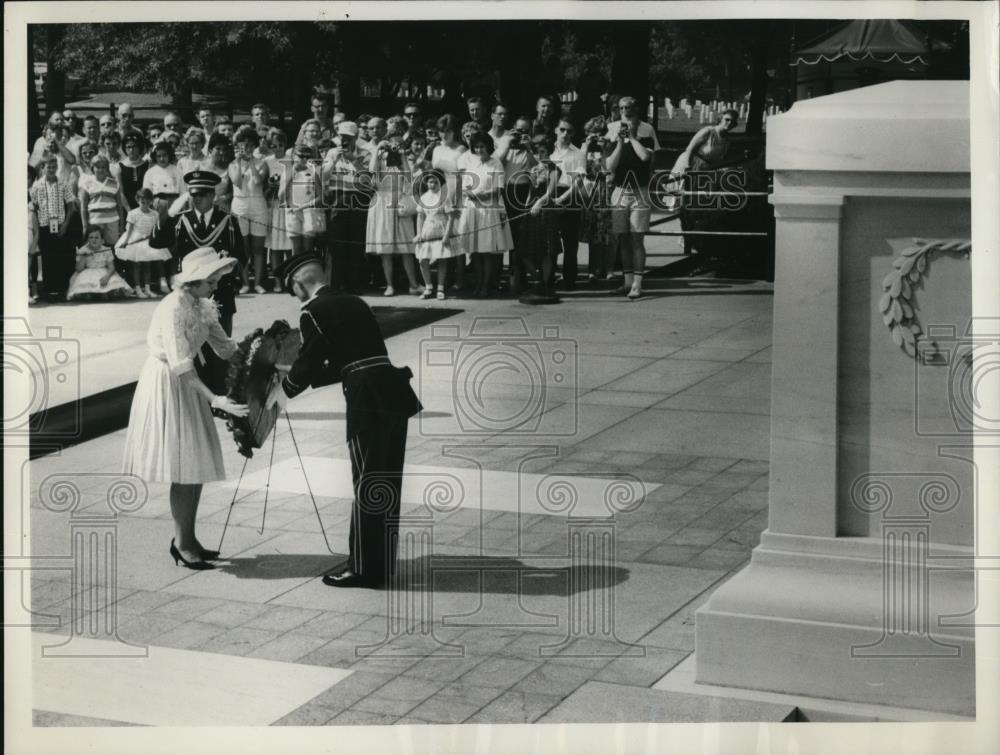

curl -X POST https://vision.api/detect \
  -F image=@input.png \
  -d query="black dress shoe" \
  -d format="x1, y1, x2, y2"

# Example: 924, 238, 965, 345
321, 569, 383, 589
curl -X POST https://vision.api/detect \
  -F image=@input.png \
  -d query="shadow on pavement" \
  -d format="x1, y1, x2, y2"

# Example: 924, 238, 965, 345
212, 553, 630, 596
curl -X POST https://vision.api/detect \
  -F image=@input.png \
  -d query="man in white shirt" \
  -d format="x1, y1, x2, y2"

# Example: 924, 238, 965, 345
487, 103, 510, 143
605, 95, 661, 299
550, 119, 587, 290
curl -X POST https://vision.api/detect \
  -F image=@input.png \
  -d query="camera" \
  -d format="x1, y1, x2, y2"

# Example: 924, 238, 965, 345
3, 317, 82, 446
913, 319, 1000, 437
419, 318, 578, 436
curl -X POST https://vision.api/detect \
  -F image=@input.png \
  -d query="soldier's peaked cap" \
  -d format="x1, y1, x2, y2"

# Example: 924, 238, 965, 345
184, 170, 221, 194
275, 253, 324, 289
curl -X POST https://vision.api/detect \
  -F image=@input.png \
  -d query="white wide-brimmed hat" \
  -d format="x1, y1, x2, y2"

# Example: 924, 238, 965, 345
173, 247, 237, 285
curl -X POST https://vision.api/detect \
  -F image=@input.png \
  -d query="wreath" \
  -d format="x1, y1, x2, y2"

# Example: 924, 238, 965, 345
220, 319, 301, 458
879, 238, 971, 357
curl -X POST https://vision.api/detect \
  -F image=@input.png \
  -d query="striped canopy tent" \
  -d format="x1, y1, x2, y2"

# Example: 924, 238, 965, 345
794, 20, 948, 66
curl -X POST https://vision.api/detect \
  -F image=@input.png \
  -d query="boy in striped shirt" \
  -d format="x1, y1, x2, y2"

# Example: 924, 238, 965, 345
29, 154, 78, 301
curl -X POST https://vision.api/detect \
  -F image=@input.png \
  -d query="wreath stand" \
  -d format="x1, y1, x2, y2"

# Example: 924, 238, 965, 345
215, 409, 339, 555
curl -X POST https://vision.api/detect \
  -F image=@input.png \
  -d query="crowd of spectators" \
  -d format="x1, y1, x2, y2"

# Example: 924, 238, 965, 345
27, 90, 665, 304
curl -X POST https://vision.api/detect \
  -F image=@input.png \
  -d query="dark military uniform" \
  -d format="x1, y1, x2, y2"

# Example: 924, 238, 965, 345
150, 203, 245, 393
281, 286, 422, 583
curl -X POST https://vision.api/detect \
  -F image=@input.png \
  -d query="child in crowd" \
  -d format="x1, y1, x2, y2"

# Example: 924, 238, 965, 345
414, 169, 457, 300
30, 153, 78, 301
79, 155, 127, 246
28, 165, 40, 304
284, 144, 324, 255
67, 227, 132, 300
116, 188, 172, 298
366, 143, 420, 296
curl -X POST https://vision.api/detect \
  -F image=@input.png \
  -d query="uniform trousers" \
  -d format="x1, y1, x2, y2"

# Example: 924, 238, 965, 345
37, 227, 75, 300
346, 409, 409, 581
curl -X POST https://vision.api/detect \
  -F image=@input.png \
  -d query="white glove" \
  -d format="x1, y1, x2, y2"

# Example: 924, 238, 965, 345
211, 395, 249, 417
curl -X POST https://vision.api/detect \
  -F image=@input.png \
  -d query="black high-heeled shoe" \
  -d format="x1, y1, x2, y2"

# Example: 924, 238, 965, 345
199, 548, 221, 561
170, 539, 215, 570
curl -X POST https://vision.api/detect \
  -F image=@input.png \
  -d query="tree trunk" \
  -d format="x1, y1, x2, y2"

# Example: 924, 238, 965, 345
28, 25, 41, 144
173, 78, 196, 124
610, 22, 650, 110
745, 22, 772, 136
44, 24, 67, 115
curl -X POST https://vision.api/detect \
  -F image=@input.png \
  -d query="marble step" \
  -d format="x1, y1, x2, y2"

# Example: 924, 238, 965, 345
539, 681, 798, 723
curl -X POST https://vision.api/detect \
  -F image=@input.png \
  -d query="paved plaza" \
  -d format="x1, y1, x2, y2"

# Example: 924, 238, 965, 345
22, 268, 780, 726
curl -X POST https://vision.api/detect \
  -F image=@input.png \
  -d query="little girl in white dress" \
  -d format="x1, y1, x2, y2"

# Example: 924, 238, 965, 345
67, 228, 132, 300
414, 169, 457, 299
116, 188, 172, 298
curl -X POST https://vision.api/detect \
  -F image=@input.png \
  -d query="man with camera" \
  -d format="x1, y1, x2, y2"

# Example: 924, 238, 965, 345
266, 253, 422, 588
29, 111, 78, 170
323, 121, 373, 293
606, 95, 660, 299
494, 117, 536, 295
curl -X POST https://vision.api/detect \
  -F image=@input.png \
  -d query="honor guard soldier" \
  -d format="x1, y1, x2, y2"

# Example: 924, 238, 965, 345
266, 253, 422, 588
150, 170, 246, 392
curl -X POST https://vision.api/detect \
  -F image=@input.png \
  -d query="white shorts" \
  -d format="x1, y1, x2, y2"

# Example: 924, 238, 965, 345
232, 197, 269, 238
285, 208, 326, 237
610, 186, 652, 234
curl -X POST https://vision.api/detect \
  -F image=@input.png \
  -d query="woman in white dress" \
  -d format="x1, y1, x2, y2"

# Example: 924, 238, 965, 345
457, 132, 514, 297
430, 114, 467, 291
121, 248, 248, 570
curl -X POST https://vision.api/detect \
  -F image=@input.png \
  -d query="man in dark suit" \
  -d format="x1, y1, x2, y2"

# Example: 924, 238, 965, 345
266, 254, 422, 588
150, 170, 246, 393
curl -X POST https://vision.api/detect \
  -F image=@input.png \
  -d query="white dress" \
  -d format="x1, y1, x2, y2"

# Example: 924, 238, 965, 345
457, 156, 514, 256
116, 207, 172, 262
366, 169, 417, 255
415, 190, 459, 262
121, 290, 237, 484
66, 247, 132, 299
